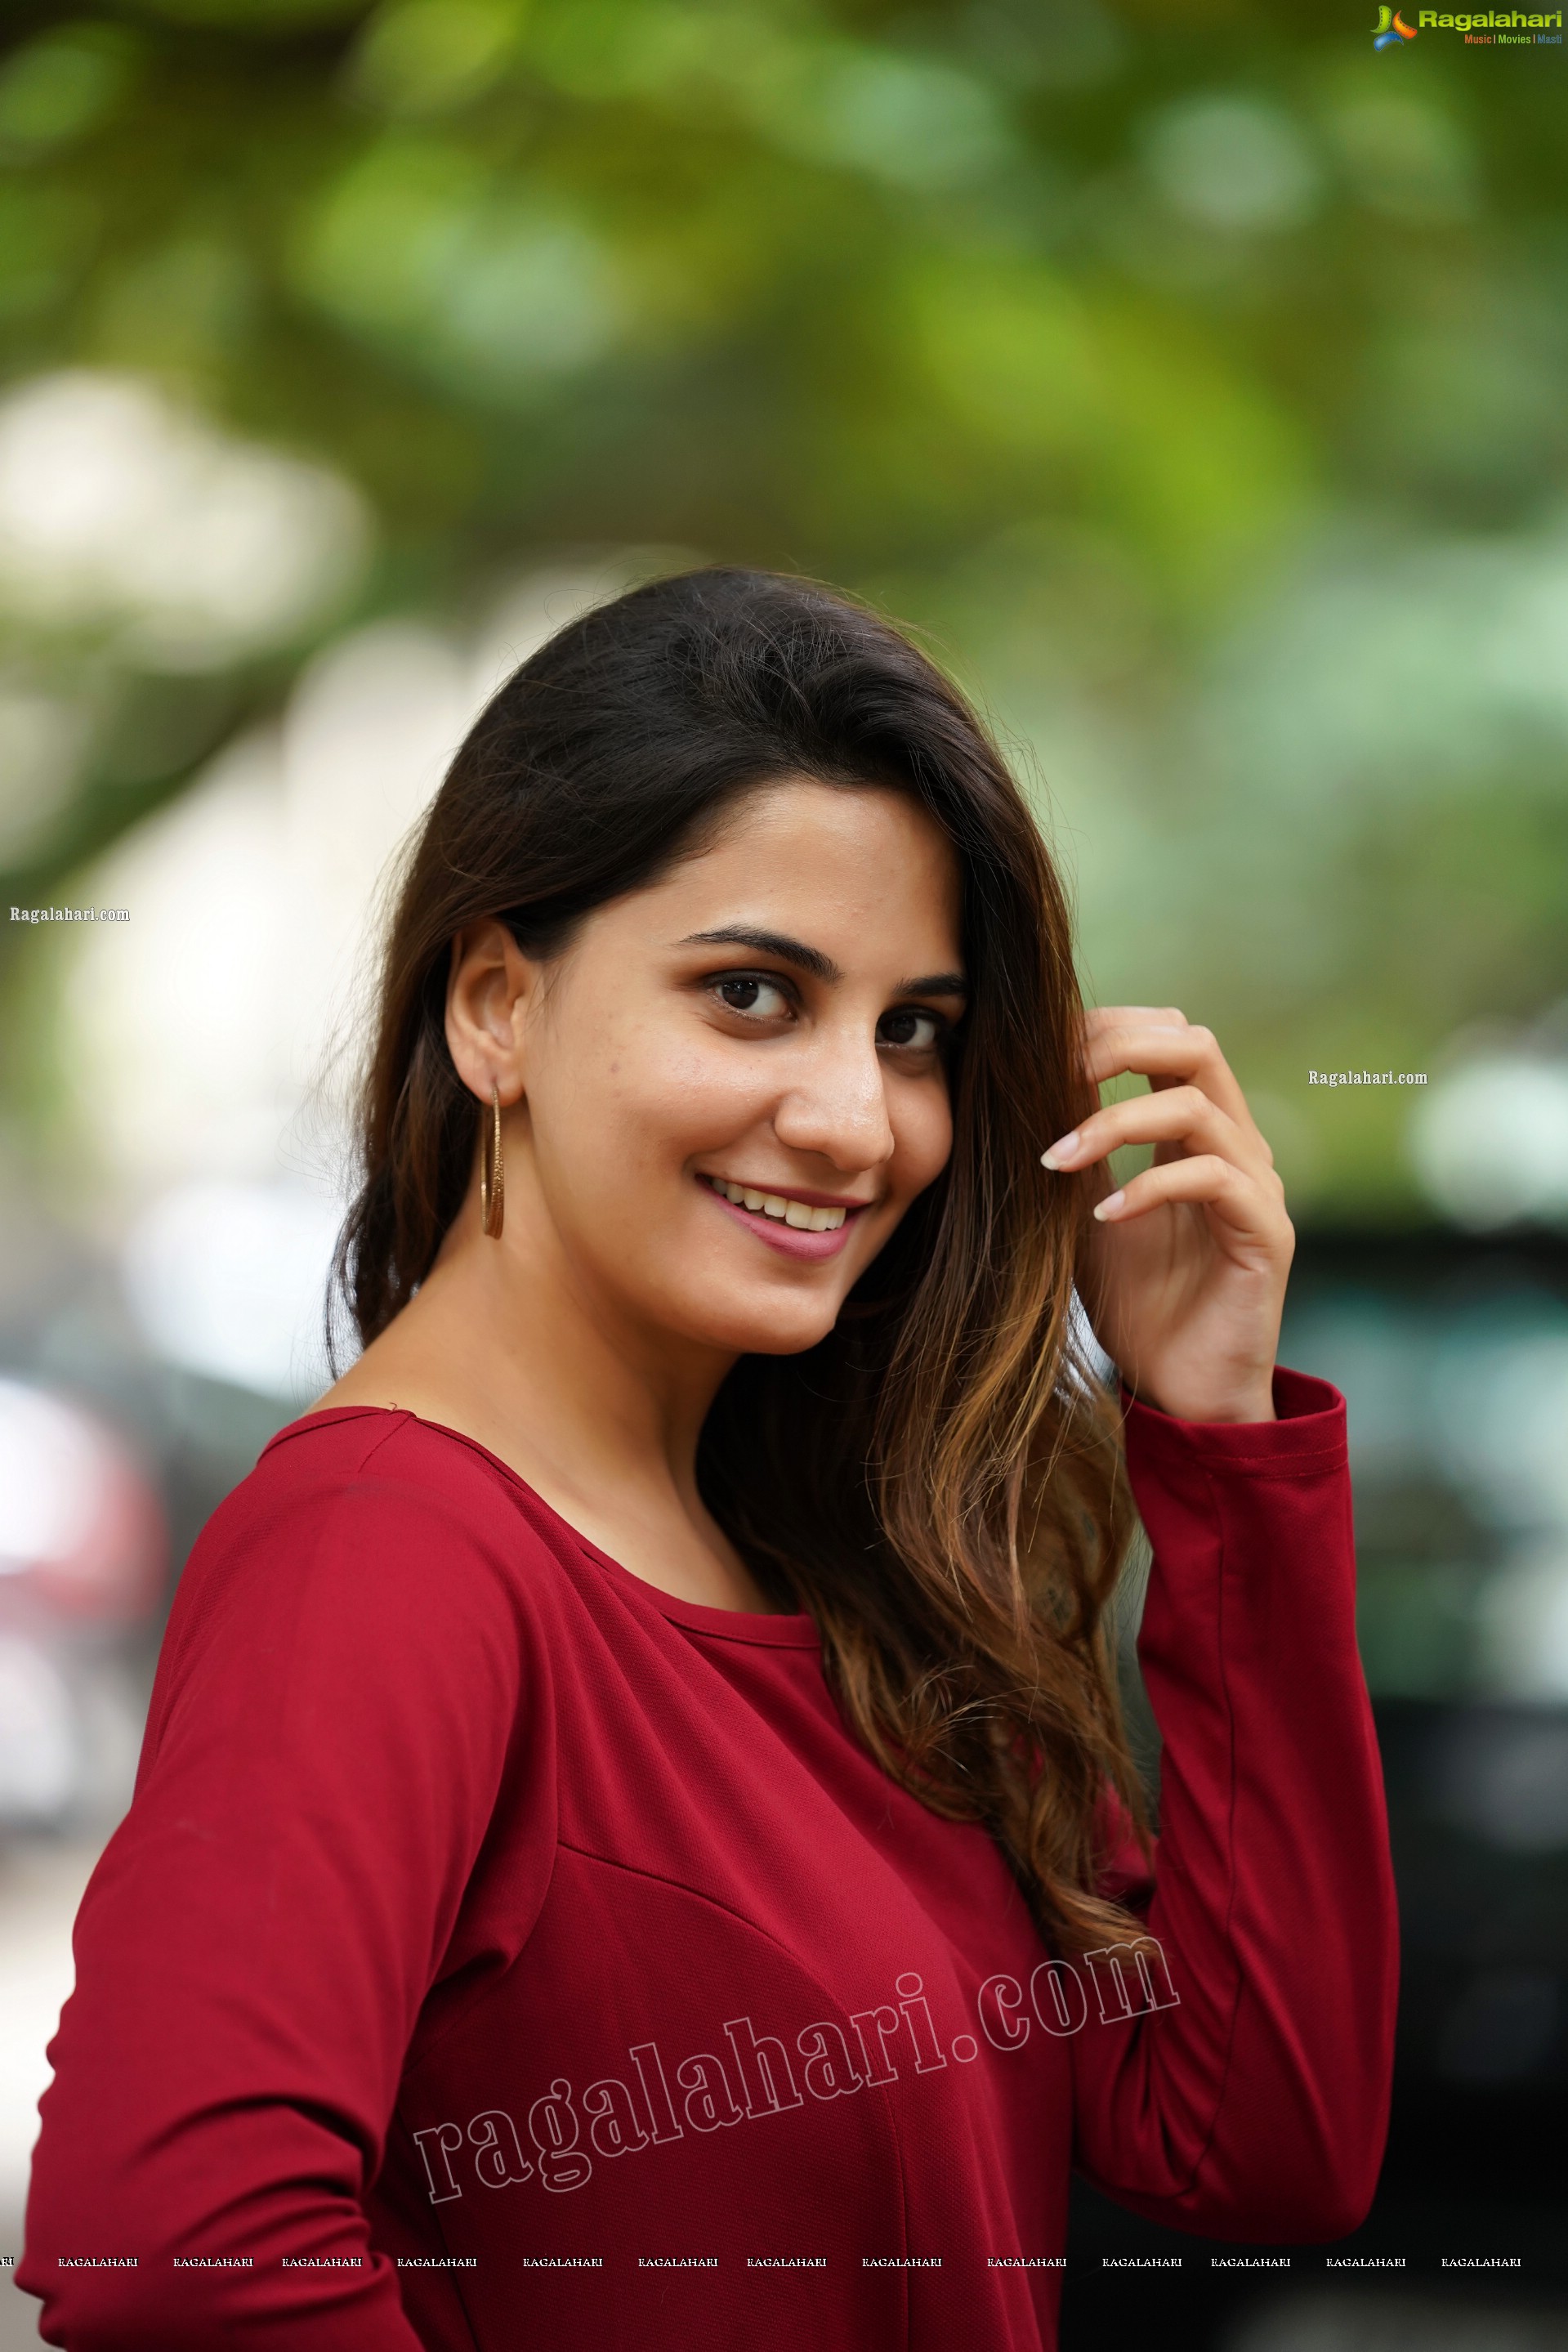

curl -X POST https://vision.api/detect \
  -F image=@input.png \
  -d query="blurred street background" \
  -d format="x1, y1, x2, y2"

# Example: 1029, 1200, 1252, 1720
0, 0, 1565, 2343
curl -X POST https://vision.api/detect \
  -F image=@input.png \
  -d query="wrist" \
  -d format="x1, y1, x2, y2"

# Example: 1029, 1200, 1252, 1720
1124, 1373, 1279, 1425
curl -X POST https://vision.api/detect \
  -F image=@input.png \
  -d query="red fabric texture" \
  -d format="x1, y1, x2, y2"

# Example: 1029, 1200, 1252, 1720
19, 1364, 1397, 2349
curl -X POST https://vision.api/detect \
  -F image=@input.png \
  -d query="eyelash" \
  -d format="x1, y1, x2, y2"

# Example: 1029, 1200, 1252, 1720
705, 972, 952, 1055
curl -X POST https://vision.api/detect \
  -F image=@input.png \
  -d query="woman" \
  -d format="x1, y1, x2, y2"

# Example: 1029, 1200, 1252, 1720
20, 568, 1397, 2350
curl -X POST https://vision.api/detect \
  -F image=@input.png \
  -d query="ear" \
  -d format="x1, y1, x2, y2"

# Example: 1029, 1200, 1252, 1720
444, 919, 538, 1107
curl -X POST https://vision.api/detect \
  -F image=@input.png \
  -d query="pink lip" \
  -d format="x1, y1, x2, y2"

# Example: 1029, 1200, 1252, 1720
699, 1178, 864, 1262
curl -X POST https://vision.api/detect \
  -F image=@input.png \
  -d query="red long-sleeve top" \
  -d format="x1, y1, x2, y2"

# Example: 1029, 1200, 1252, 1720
19, 1365, 1397, 2350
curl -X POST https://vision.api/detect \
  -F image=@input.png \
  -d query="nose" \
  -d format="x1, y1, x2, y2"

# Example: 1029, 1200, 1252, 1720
771, 1017, 896, 1174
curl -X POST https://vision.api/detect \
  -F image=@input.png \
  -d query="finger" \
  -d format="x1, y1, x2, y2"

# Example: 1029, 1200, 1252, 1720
1079, 1009, 1192, 1109
1042, 1084, 1273, 1187
1083, 1019, 1254, 1130
1081, 1005, 1190, 1040
1092, 1153, 1290, 1245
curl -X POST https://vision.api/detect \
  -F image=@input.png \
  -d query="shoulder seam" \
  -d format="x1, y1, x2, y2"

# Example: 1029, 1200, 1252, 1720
260, 1407, 414, 1471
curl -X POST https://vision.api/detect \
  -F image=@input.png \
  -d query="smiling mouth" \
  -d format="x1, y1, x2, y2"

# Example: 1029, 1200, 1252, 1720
700, 1174, 861, 1232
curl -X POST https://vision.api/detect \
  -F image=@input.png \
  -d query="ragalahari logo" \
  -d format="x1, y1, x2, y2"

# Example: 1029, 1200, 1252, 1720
1374, 3, 1418, 40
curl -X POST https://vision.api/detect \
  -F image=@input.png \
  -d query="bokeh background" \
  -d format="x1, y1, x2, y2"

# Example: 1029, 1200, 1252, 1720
1, 0, 1565, 2343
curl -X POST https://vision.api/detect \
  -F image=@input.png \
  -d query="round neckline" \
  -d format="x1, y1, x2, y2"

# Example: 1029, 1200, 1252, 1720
265, 1404, 822, 1649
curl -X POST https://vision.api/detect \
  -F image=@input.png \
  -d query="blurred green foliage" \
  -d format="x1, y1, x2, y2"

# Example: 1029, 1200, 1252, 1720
1, 0, 1565, 1217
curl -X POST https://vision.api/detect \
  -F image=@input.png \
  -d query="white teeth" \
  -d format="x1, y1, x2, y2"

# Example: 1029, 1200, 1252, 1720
708, 1178, 847, 1232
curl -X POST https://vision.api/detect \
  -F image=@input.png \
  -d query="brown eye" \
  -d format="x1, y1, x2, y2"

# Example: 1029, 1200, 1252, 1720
712, 974, 790, 1018
879, 1008, 942, 1051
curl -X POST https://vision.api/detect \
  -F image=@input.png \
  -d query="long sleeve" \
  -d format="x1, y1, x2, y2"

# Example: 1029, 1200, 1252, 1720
16, 1422, 552, 2350
1070, 1365, 1398, 2242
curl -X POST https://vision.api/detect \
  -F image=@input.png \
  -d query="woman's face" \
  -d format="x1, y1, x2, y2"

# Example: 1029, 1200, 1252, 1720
471, 778, 966, 1362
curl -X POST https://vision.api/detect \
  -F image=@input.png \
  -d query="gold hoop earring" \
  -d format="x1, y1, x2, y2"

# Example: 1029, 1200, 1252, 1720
480, 1081, 505, 1240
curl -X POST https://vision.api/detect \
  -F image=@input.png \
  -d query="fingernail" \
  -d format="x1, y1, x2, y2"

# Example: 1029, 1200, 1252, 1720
1092, 1190, 1126, 1221
1040, 1131, 1080, 1169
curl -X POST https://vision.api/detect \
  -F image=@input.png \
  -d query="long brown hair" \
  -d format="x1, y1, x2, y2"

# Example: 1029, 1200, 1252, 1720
329, 566, 1150, 1958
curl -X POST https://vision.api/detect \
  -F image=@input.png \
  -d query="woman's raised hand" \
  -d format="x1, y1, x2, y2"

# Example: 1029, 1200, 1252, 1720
1042, 1006, 1295, 1424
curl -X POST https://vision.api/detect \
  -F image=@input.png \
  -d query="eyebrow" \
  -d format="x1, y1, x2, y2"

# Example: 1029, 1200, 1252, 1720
677, 926, 967, 999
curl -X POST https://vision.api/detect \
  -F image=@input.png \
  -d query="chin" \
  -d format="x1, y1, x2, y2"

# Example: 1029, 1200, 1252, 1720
662, 1284, 845, 1362
729, 1320, 841, 1359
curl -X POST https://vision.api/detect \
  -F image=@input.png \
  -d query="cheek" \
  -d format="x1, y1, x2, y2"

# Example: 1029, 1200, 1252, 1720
891, 1079, 954, 1196
547, 1013, 767, 1181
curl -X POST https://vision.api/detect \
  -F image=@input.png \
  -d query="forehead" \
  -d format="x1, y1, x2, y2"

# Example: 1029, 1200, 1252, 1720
652, 777, 963, 937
